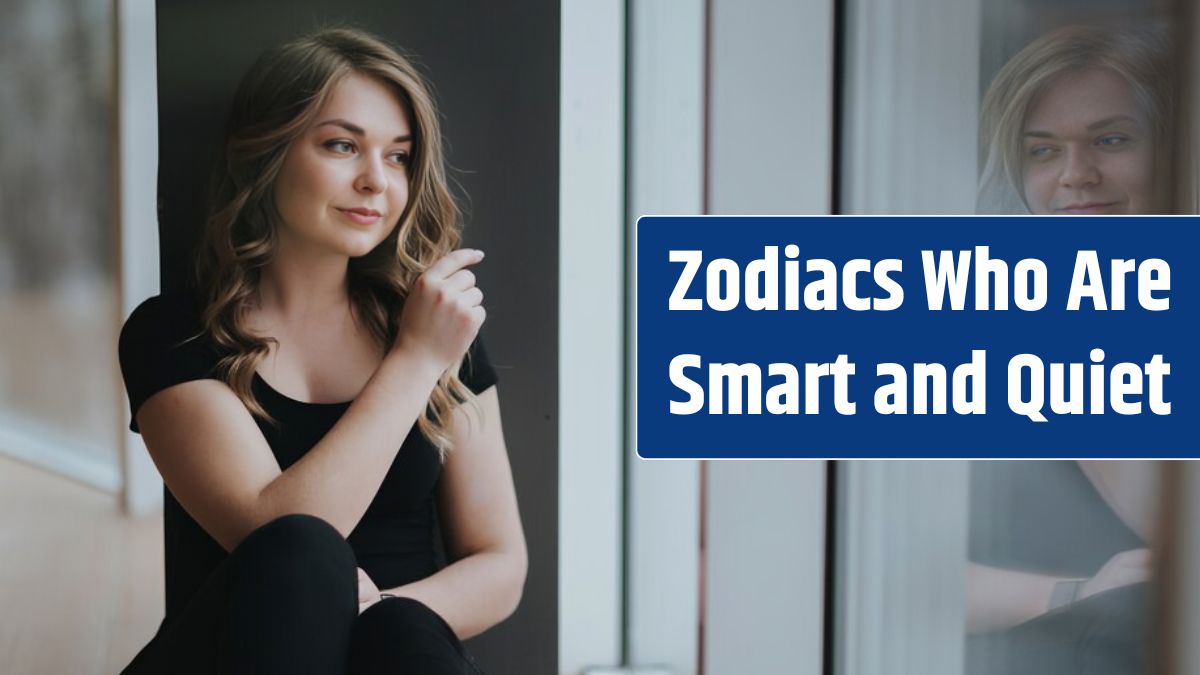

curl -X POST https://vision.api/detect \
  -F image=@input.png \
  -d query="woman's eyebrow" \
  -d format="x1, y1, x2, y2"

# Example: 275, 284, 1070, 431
1023, 114, 1141, 139
316, 118, 412, 143
1086, 114, 1139, 130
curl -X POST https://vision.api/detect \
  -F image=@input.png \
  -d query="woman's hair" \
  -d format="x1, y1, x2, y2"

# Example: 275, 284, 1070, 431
976, 24, 1174, 214
194, 27, 473, 458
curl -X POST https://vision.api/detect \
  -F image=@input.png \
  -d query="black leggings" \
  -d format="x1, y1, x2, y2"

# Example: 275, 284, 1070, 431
120, 514, 483, 674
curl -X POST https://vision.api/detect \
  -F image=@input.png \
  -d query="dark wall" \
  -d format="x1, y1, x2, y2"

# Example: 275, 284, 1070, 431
156, 2, 559, 672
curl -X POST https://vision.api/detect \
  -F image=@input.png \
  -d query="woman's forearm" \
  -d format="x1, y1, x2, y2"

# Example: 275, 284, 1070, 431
966, 562, 1076, 634
253, 345, 444, 540
383, 549, 526, 641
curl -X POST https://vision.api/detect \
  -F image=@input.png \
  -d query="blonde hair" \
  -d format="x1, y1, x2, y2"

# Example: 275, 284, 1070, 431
194, 27, 473, 458
977, 24, 1174, 214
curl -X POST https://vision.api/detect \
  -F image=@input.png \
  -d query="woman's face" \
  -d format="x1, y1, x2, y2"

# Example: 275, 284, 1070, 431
1021, 68, 1156, 215
273, 72, 413, 258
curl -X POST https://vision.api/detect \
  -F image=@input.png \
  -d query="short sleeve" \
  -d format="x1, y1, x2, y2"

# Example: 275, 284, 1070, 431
459, 336, 499, 395
119, 294, 222, 434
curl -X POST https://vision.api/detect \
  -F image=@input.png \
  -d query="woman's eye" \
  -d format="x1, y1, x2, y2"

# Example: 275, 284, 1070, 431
390, 151, 411, 165
325, 140, 355, 153
1097, 135, 1127, 147
1029, 145, 1055, 159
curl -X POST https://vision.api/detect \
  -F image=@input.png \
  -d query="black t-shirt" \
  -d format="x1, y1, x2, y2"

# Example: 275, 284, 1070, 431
118, 291, 498, 623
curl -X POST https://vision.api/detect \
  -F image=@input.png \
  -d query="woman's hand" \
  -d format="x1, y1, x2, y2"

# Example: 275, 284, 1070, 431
357, 567, 382, 614
392, 248, 487, 371
1078, 547, 1152, 601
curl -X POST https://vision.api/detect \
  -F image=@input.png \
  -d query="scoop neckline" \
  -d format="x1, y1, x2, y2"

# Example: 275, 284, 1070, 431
252, 371, 354, 408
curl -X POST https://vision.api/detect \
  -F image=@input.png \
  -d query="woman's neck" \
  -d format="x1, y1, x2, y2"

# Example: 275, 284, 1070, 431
256, 243, 352, 322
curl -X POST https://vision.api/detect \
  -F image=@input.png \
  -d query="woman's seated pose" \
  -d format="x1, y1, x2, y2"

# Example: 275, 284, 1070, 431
968, 22, 1173, 675
118, 27, 526, 674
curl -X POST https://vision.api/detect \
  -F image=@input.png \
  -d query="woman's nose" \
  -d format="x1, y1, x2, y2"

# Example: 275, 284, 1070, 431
354, 155, 388, 194
1059, 147, 1101, 189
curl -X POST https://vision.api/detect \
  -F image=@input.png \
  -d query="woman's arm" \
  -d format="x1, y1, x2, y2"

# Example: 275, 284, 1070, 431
380, 385, 527, 640
966, 562, 1076, 634
966, 548, 1152, 634
139, 345, 443, 552
137, 249, 486, 552
1077, 460, 1159, 544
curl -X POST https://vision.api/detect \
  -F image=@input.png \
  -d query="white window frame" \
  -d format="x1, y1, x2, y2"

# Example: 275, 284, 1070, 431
560, 1, 626, 673
626, 0, 706, 673
117, 0, 164, 515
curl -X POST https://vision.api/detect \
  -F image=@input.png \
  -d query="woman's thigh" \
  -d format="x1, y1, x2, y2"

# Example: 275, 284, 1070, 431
347, 597, 482, 675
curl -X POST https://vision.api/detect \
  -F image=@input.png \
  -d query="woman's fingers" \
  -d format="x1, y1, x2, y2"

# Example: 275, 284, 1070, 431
357, 568, 371, 602
461, 287, 484, 307
391, 248, 488, 368
425, 248, 485, 281
444, 268, 477, 292
1081, 547, 1154, 599
357, 567, 384, 615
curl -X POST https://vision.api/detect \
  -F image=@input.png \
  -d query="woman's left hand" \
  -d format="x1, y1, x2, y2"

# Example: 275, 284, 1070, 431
357, 567, 382, 614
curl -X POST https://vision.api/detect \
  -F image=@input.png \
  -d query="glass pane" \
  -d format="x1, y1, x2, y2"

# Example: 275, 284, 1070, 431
971, 3, 1171, 672
0, 0, 119, 472
837, 0, 1183, 673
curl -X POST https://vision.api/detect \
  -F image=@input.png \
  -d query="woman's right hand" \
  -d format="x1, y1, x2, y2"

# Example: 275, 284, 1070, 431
1078, 547, 1153, 601
392, 248, 487, 371
357, 567, 382, 615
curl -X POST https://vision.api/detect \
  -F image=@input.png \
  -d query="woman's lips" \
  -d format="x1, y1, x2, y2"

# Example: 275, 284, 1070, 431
1055, 202, 1121, 215
337, 208, 382, 225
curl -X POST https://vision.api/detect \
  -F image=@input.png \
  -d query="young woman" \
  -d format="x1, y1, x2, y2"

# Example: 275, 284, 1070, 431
976, 23, 1174, 216
967, 22, 1174, 675
118, 27, 526, 674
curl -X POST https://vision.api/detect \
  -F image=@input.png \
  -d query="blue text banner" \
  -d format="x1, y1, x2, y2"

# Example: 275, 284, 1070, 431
633, 216, 1196, 459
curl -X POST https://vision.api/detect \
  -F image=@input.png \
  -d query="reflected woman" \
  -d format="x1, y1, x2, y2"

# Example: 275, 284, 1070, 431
969, 23, 1174, 675
977, 24, 1173, 215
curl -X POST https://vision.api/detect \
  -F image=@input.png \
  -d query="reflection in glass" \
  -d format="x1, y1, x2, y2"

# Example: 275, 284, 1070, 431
977, 24, 1173, 215
970, 22, 1173, 675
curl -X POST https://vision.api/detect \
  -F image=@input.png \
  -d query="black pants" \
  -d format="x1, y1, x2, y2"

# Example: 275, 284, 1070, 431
121, 514, 483, 674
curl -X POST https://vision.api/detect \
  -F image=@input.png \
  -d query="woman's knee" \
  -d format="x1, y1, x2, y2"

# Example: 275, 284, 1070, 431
235, 513, 350, 557
349, 598, 466, 672
229, 514, 356, 593
220, 516, 359, 669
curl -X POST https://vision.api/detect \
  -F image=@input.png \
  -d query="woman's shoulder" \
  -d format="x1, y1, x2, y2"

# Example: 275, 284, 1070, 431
120, 291, 213, 365
119, 290, 222, 433
122, 290, 204, 334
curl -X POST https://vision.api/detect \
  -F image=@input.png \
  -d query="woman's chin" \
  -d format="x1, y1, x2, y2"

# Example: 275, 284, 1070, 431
334, 234, 390, 259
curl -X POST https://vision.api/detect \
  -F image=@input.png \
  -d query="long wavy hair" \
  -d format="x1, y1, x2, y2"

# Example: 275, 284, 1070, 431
977, 24, 1175, 214
194, 27, 474, 458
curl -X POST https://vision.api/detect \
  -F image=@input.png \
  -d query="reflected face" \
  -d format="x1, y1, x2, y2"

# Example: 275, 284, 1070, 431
273, 72, 413, 258
1021, 68, 1155, 215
